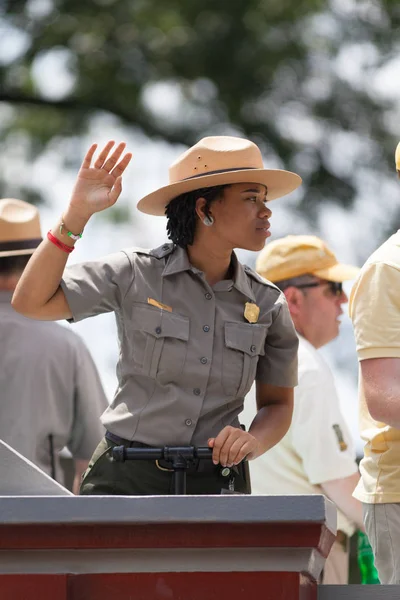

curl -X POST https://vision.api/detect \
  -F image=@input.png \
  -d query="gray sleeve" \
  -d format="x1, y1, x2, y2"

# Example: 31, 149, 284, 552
66, 337, 109, 460
255, 294, 299, 387
61, 250, 134, 322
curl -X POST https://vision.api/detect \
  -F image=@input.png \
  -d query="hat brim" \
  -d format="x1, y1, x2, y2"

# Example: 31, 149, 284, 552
312, 263, 360, 282
137, 169, 302, 216
0, 248, 36, 258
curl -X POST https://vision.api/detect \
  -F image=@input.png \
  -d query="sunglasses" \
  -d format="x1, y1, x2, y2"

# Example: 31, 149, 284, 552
295, 281, 343, 297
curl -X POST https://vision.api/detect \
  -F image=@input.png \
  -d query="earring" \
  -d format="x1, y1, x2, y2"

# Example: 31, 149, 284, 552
203, 215, 214, 226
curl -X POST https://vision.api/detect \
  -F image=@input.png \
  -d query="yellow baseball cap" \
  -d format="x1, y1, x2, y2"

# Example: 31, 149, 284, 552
256, 235, 359, 283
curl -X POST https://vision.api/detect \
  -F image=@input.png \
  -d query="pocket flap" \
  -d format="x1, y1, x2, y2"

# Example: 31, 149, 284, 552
224, 322, 266, 356
132, 304, 189, 341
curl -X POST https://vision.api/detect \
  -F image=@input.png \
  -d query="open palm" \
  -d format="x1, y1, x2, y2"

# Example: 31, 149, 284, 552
69, 141, 132, 218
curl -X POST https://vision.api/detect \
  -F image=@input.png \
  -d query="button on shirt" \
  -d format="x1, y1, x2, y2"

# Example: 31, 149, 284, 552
61, 244, 298, 446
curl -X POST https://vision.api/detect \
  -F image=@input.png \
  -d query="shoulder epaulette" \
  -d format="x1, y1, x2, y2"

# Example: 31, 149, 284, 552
149, 243, 175, 259
124, 244, 174, 260
243, 264, 281, 292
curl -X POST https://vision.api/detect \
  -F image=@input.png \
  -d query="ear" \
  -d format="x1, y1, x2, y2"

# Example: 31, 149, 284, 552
283, 286, 304, 316
195, 196, 210, 221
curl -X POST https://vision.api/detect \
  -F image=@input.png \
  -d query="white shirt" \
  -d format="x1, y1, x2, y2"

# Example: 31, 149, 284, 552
241, 335, 358, 536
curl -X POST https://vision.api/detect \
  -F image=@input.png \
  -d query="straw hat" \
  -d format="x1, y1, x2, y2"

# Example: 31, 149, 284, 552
256, 235, 359, 283
137, 136, 302, 215
0, 198, 42, 257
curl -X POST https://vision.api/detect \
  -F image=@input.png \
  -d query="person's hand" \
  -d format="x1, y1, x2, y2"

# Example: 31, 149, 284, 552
68, 141, 132, 219
208, 426, 260, 467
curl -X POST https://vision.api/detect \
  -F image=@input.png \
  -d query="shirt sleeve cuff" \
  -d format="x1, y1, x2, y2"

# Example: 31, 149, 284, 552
255, 371, 298, 387
60, 278, 82, 323
358, 347, 400, 360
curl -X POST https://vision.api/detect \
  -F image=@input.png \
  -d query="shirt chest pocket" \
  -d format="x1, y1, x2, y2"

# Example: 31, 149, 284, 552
130, 305, 189, 384
222, 322, 266, 398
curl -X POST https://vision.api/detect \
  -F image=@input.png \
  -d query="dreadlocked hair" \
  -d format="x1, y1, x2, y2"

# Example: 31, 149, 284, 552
165, 185, 227, 248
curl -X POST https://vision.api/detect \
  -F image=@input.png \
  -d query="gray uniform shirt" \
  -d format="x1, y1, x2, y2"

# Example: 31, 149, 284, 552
61, 244, 298, 446
0, 292, 107, 480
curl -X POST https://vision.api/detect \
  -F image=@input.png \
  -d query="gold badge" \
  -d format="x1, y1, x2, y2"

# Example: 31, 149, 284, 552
244, 302, 260, 323
147, 298, 172, 312
332, 424, 348, 452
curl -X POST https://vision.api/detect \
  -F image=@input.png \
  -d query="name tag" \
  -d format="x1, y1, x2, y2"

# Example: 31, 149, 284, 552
147, 297, 172, 312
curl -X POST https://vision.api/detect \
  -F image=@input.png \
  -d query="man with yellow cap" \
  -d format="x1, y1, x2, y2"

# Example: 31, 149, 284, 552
241, 235, 363, 585
0, 198, 107, 492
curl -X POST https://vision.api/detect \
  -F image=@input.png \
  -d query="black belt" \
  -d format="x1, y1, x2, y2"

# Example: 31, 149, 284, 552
105, 430, 151, 448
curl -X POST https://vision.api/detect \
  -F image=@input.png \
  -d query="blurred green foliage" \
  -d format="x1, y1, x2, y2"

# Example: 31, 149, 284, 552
1, 0, 400, 214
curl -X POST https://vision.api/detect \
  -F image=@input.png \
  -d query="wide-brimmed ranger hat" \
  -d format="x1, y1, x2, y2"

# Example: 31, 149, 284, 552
137, 136, 302, 216
0, 198, 42, 257
256, 235, 359, 283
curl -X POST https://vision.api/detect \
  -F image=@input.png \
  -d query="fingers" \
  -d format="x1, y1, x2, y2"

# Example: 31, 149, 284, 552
212, 427, 243, 466
211, 428, 231, 465
82, 141, 132, 180
102, 142, 126, 173
108, 176, 123, 206
81, 144, 98, 169
227, 438, 254, 466
111, 152, 133, 178
212, 427, 257, 467
219, 435, 249, 467
94, 141, 116, 169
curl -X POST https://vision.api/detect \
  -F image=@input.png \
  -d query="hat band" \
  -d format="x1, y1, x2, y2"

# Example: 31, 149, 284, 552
182, 166, 257, 181
0, 238, 42, 252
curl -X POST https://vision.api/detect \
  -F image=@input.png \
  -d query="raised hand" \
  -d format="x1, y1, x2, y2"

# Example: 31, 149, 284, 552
68, 141, 132, 219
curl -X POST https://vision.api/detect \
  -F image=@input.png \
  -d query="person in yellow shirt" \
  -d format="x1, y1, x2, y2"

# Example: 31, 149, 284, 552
349, 232, 400, 584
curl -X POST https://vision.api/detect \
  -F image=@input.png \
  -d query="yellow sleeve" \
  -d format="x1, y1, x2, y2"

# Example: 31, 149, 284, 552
349, 261, 400, 360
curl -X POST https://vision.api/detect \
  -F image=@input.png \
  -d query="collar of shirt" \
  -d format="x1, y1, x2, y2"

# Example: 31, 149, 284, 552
162, 246, 256, 301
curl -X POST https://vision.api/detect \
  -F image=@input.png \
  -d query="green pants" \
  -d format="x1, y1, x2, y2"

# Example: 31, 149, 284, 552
80, 437, 248, 496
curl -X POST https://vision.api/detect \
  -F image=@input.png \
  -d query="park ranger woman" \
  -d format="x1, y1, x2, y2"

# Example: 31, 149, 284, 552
13, 135, 301, 495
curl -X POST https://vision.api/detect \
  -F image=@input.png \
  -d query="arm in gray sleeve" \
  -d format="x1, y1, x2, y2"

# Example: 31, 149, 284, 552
256, 293, 299, 387
61, 250, 134, 322
66, 336, 109, 460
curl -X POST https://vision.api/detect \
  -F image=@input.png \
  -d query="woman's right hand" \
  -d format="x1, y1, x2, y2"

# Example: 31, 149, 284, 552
68, 141, 132, 220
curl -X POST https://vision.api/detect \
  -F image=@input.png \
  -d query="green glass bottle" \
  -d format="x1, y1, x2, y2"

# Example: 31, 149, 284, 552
357, 530, 380, 584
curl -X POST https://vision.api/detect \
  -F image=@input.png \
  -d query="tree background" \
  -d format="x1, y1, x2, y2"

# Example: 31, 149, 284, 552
2, 0, 400, 452
2, 0, 400, 235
